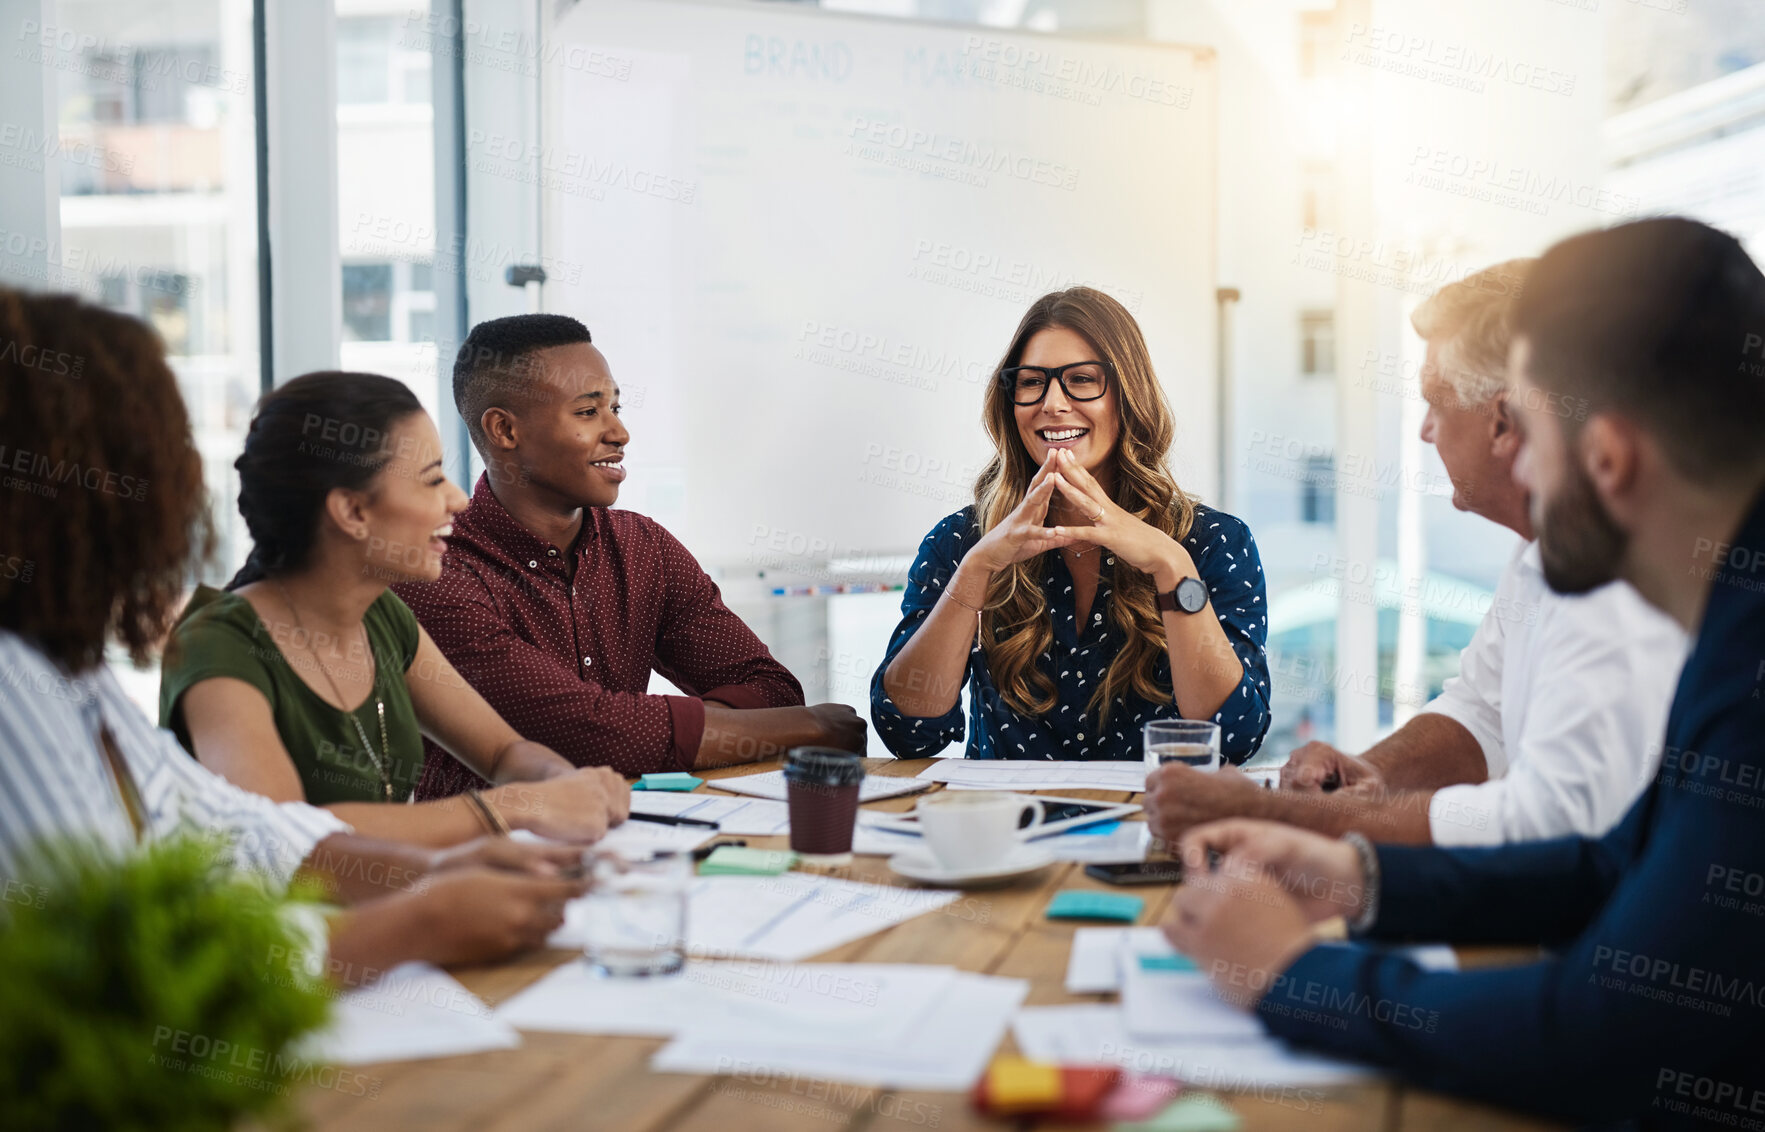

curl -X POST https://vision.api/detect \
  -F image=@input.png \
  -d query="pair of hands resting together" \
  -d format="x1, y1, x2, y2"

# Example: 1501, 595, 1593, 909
1146, 744, 1381, 1010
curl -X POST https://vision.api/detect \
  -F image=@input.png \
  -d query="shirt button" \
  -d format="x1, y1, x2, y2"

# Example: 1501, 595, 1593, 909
583, 656, 592, 667
547, 548, 558, 557
1077, 732, 1086, 740
528, 559, 539, 568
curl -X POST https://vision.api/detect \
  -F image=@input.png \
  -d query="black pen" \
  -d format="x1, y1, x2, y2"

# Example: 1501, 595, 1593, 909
629, 812, 721, 830
693, 839, 748, 861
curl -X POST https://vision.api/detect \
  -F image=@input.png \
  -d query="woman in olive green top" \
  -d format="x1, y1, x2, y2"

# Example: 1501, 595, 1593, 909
161, 372, 628, 847
164, 586, 430, 805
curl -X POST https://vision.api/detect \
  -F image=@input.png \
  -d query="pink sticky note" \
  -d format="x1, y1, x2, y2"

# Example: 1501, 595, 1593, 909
1100, 1074, 1184, 1121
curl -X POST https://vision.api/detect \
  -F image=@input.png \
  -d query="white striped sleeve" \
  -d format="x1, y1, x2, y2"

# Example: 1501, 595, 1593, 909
105, 678, 352, 889
0, 631, 352, 893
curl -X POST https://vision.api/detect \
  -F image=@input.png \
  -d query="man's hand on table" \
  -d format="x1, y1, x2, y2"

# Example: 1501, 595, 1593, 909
694, 702, 868, 769
1280, 741, 1385, 796
1143, 764, 1271, 840
805, 703, 868, 752
1160, 819, 1370, 1011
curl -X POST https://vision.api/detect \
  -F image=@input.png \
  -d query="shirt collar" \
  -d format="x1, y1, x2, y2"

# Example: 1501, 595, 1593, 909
457, 474, 597, 568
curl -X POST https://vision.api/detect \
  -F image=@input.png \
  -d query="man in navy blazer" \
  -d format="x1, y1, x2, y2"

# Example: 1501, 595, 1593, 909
1160, 216, 1765, 1129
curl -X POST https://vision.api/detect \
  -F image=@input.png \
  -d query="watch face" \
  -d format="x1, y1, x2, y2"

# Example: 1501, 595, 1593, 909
1176, 577, 1208, 614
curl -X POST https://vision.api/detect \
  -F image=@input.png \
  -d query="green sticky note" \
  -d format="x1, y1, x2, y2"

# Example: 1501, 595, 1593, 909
1114, 1093, 1242, 1132
1138, 953, 1200, 973
698, 847, 797, 876
1046, 890, 1145, 922
634, 773, 703, 792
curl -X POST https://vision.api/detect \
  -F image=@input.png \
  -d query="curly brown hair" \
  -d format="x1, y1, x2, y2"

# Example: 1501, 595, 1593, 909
975, 287, 1196, 725
0, 289, 213, 672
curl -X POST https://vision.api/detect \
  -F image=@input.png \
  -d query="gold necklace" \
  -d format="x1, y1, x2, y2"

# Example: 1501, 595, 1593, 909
274, 580, 396, 803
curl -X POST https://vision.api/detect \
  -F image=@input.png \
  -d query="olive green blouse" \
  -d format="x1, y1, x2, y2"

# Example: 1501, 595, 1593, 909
160, 586, 426, 805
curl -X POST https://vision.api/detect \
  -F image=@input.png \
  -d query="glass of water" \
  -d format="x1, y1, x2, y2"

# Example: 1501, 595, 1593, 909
1144, 719, 1222, 773
581, 851, 689, 977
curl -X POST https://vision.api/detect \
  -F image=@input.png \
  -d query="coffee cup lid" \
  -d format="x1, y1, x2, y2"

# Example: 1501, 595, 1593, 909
783, 746, 865, 785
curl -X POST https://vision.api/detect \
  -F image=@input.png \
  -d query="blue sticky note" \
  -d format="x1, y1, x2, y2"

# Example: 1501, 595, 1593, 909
1065, 819, 1122, 837
1046, 890, 1144, 922
1138, 953, 1200, 973
633, 773, 703, 792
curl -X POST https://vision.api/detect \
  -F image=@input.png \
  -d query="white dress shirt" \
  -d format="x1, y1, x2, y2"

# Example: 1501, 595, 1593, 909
1423, 542, 1686, 846
0, 630, 351, 887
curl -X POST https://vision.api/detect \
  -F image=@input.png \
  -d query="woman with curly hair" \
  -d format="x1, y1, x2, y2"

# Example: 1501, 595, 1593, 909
872, 287, 1271, 763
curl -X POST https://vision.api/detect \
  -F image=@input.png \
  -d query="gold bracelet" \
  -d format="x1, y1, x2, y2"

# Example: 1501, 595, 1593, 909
945, 588, 985, 649
945, 588, 983, 613
465, 789, 512, 837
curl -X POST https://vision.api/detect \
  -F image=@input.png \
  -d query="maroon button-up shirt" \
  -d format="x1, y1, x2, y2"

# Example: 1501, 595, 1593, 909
394, 476, 804, 796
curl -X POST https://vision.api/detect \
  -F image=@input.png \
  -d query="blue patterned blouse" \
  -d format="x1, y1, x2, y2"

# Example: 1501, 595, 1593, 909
869, 502, 1271, 764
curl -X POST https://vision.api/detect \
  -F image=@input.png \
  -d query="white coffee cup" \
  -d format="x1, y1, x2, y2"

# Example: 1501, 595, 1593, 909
915, 791, 1046, 872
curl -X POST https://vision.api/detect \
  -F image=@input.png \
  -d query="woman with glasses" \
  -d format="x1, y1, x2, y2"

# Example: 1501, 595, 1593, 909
870, 288, 1271, 763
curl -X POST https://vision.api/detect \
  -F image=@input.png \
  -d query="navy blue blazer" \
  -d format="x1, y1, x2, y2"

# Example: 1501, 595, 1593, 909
1256, 490, 1765, 1129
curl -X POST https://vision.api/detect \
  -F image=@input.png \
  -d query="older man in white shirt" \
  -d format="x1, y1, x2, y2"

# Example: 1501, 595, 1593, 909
1145, 258, 1685, 846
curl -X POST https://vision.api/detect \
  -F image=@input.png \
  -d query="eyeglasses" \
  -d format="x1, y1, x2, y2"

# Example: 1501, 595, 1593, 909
999, 360, 1114, 406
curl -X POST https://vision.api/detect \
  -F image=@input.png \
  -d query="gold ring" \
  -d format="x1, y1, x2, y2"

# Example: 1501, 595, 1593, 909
1092, 506, 1105, 523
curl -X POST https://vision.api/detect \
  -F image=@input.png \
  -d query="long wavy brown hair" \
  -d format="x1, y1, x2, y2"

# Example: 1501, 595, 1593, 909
974, 287, 1196, 724
0, 289, 213, 672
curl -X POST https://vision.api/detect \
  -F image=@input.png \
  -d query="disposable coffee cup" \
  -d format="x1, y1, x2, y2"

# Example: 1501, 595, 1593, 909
783, 747, 866, 865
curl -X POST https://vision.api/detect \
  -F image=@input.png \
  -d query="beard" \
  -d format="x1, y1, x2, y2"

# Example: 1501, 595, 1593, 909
1535, 459, 1629, 595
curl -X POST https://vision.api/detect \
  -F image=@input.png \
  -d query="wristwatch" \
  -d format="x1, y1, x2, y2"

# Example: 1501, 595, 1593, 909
1156, 577, 1208, 614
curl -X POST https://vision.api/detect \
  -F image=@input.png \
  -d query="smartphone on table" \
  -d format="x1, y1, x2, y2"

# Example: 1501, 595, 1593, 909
1084, 861, 1184, 886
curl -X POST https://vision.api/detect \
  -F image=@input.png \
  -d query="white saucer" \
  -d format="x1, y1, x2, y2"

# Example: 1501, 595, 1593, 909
887, 843, 1056, 887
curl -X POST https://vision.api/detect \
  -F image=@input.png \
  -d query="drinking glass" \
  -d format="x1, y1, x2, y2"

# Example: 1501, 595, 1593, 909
581, 851, 689, 977
1143, 720, 1222, 774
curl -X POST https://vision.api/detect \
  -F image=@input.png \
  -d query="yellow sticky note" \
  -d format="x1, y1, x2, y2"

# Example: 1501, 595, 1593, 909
987, 1057, 1063, 1112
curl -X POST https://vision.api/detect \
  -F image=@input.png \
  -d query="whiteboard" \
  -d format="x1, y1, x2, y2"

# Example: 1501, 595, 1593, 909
540, 0, 1218, 572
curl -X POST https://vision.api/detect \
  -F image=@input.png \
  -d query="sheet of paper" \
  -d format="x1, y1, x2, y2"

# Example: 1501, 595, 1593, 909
629, 791, 792, 835
1066, 926, 1172, 993
1012, 1005, 1372, 1089
1121, 957, 1267, 1043
514, 821, 714, 859
497, 961, 956, 1045
549, 872, 959, 961
1242, 767, 1281, 790
292, 963, 521, 1065
918, 759, 1149, 793
653, 971, 1028, 1091
630, 792, 920, 846
602, 818, 717, 856
1043, 820, 1152, 863
852, 821, 926, 857
706, 769, 932, 803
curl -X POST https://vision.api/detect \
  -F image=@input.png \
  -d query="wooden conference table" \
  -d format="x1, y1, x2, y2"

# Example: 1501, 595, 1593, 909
296, 758, 1567, 1132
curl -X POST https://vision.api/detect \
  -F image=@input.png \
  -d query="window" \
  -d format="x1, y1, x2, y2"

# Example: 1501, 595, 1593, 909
1300, 310, 1335, 376
342, 263, 394, 341
49, 0, 261, 714
336, 2, 439, 420
1300, 160, 1335, 231
337, 15, 431, 106
1300, 456, 1336, 524
1298, 9, 1336, 81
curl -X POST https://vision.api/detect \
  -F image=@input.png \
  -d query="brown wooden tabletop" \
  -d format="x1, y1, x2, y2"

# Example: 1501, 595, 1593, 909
294, 758, 1567, 1132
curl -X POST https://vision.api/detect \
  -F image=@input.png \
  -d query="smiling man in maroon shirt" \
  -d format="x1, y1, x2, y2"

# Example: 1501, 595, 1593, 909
395, 314, 864, 795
